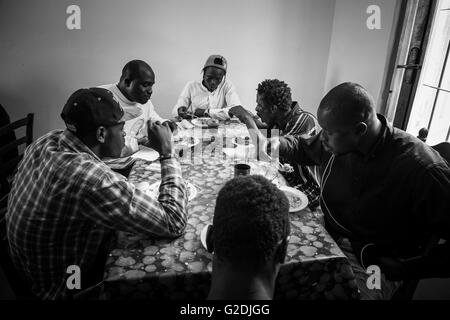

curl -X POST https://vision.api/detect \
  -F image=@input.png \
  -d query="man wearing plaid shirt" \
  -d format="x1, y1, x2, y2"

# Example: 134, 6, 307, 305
6, 88, 187, 299
229, 79, 320, 209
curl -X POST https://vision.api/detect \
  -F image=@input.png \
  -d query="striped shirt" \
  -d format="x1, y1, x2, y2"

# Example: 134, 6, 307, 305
6, 129, 187, 299
276, 103, 321, 209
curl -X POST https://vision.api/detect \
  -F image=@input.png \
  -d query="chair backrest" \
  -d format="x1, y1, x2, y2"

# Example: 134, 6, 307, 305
0, 113, 34, 196
0, 113, 36, 299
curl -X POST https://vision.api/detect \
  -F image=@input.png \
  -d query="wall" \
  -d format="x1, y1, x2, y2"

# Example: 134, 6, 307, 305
324, 0, 400, 111
0, 0, 335, 139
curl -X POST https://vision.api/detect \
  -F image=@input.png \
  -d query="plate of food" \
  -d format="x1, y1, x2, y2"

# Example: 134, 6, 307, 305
174, 135, 200, 147
191, 117, 219, 128
279, 186, 308, 212
146, 181, 198, 201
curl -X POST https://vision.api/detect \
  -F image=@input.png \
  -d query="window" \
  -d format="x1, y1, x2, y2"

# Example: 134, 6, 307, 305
407, 0, 450, 144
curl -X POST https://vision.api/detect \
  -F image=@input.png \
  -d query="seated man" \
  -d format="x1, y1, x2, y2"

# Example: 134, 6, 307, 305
207, 175, 290, 300
230, 79, 321, 209
268, 82, 450, 299
6, 88, 187, 299
99, 60, 176, 157
172, 54, 243, 121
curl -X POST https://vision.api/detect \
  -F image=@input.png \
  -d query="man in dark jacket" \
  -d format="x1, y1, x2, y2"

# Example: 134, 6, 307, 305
267, 82, 450, 299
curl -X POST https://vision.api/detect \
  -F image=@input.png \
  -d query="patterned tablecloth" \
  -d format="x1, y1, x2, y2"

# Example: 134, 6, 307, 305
101, 122, 360, 300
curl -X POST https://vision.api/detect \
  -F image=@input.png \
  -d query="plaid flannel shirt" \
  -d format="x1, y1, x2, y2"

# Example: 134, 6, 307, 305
278, 103, 321, 209
6, 129, 187, 299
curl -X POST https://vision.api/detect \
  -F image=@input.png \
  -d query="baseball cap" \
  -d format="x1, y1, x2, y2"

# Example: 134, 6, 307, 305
61, 87, 135, 133
203, 55, 227, 72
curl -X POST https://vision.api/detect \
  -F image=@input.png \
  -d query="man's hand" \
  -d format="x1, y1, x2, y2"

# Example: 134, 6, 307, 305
194, 108, 207, 118
163, 120, 178, 133
146, 120, 174, 155
228, 105, 253, 122
177, 106, 194, 120
137, 136, 149, 145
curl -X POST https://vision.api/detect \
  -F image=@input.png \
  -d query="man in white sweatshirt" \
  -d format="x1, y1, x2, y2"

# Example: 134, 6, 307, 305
99, 60, 176, 156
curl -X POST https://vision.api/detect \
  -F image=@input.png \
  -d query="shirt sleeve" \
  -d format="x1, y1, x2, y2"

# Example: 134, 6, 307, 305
172, 82, 192, 117
279, 132, 331, 167
146, 101, 166, 123
83, 159, 188, 238
224, 81, 241, 108
209, 81, 242, 121
285, 112, 318, 137
403, 162, 450, 278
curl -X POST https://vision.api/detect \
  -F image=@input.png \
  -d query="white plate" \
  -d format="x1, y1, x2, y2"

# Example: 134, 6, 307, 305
191, 118, 219, 128
146, 181, 198, 201
130, 146, 160, 162
279, 186, 308, 212
174, 136, 200, 147
200, 224, 213, 252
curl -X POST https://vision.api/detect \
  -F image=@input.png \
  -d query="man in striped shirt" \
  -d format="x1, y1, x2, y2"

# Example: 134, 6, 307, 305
229, 79, 320, 208
6, 88, 187, 299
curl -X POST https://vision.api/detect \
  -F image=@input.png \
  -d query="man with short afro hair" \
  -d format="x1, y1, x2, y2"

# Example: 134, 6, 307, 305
230, 79, 321, 209
207, 175, 290, 300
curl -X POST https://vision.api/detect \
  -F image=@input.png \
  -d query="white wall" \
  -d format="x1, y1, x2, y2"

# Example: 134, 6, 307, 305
324, 0, 400, 111
0, 0, 335, 139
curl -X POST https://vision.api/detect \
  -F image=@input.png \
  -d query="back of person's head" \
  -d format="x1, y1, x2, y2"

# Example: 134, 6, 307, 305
213, 175, 290, 270
319, 82, 376, 126
257, 79, 293, 112
119, 59, 153, 83
60, 87, 133, 158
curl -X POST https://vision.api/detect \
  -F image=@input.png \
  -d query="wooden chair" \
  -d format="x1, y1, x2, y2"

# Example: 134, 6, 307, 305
0, 113, 34, 196
0, 113, 36, 299
392, 128, 450, 300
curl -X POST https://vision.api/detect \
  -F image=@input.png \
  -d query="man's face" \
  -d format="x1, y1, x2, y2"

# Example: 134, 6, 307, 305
318, 108, 360, 156
255, 94, 276, 127
203, 67, 225, 92
101, 122, 126, 158
125, 70, 155, 104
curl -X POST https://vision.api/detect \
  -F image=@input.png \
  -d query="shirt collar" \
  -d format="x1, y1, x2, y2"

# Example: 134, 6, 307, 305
278, 102, 301, 132
114, 84, 135, 105
363, 114, 391, 161
59, 129, 102, 162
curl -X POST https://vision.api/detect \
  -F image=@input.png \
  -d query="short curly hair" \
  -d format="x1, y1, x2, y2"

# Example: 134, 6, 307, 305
257, 79, 292, 111
213, 175, 290, 266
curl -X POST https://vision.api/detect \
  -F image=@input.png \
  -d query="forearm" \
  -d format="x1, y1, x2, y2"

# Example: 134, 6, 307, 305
154, 158, 188, 237
86, 160, 187, 239
279, 134, 323, 166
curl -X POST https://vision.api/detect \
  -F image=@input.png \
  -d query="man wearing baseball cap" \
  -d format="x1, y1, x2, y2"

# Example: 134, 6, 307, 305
172, 54, 245, 121
6, 87, 187, 299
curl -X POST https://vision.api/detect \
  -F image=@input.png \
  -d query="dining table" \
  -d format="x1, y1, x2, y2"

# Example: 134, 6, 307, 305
100, 119, 361, 300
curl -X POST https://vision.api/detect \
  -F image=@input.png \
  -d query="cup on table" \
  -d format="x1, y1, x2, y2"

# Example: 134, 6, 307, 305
234, 163, 251, 177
